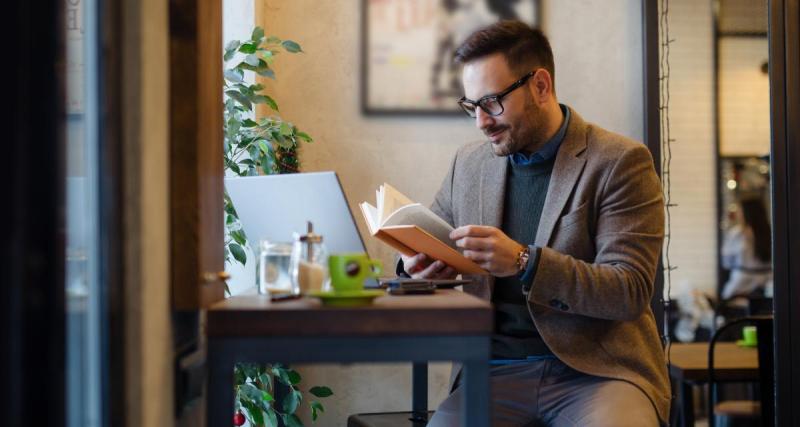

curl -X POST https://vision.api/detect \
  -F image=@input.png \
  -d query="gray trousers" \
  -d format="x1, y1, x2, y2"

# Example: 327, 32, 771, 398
427, 359, 660, 427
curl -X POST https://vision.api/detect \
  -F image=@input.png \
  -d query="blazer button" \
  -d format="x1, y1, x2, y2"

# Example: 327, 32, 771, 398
549, 299, 570, 311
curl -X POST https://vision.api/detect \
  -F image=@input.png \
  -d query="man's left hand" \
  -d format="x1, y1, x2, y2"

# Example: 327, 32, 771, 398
450, 225, 525, 277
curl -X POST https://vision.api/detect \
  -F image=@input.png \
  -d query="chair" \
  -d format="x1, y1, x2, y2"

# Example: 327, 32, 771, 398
707, 315, 774, 427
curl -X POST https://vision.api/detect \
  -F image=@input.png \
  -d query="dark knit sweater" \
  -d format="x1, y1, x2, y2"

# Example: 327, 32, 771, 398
491, 157, 555, 359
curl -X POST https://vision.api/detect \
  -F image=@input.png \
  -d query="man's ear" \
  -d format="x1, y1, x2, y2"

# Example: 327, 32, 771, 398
529, 69, 554, 104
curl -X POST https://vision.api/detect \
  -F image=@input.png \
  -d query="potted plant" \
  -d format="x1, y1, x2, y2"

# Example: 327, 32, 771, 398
223, 27, 331, 427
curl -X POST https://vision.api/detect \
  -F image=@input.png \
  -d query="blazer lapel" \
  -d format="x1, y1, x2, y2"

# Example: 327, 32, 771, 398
466, 152, 507, 299
534, 110, 588, 248
479, 153, 508, 228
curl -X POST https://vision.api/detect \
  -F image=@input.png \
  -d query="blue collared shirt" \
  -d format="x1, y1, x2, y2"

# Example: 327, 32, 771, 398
510, 104, 571, 166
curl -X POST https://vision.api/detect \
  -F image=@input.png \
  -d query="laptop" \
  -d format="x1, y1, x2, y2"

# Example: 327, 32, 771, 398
224, 172, 379, 287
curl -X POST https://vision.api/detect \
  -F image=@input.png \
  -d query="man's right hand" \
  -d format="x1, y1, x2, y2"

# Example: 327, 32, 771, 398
401, 253, 458, 279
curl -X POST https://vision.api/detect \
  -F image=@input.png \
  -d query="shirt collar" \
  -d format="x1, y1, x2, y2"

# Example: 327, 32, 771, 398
510, 104, 570, 166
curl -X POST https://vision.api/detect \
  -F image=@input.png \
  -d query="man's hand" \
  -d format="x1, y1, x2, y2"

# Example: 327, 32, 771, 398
450, 225, 525, 277
401, 253, 458, 279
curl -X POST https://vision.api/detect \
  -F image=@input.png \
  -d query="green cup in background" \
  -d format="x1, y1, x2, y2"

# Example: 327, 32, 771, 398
328, 253, 382, 293
742, 325, 758, 346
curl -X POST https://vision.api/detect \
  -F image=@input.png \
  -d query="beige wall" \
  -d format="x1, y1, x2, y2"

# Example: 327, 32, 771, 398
256, 0, 646, 424
660, 0, 717, 297
719, 37, 770, 156
123, 0, 173, 425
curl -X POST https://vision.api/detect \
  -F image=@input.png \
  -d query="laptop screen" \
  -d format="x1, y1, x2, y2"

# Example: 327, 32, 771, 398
225, 172, 379, 287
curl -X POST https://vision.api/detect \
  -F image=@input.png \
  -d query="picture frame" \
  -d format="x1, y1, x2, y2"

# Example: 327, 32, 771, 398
361, 0, 541, 115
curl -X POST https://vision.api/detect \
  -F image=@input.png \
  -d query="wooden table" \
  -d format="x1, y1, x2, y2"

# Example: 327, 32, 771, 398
206, 289, 494, 426
668, 342, 759, 427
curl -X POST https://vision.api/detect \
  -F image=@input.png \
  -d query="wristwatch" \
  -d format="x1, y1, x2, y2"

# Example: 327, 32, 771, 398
516, 245, 530, 272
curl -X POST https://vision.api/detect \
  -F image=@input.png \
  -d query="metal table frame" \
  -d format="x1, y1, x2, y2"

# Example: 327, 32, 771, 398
207, 335, 491, 426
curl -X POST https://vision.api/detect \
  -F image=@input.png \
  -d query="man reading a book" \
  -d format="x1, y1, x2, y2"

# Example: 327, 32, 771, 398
398, 21, 669, 426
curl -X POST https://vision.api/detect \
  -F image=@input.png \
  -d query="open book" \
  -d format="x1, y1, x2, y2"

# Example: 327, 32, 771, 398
359, 183, 485, 275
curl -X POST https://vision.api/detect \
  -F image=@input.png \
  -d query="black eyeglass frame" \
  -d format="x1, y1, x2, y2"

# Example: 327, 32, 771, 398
457, 69, 538, 118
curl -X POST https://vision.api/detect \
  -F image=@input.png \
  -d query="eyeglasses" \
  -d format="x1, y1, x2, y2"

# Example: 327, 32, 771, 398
457, 70, 537, 118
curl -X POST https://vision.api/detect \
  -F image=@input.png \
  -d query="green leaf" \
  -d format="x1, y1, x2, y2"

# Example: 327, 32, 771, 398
310, 401, 324, 421
239, 43, 257, 54
257, 68, 276, 79
245, 54, 260, 66
234, 365, 246, 384
225, 40, 241, 53
296, 131, 313, 142
224, 68, 244, 83
286, 369, 302, 385
259, 140, 272, 155
230, 243, 247, 265
260, 154, 275, 175
224, 49, 237, 62
309, 386, 333, 398
259, 373, 272, 391
263, 95, 279, 111
243, 363, 259, 380
228, 161, 241, 175
231, 229, 247, 246
266, 35, 282, 44
225, 90, 253, 110
224, 40, 241, 61
275, 135, 294, 150
281, 40, 303, 53
266, 409, 279, 427
240, 383, 263, 402
282, 389, 300, 413
281, 413, 304, 427
279, 122, 293, 136
241, 399, 265, 426
251, 26, 265, 42
242, 118, 258, 128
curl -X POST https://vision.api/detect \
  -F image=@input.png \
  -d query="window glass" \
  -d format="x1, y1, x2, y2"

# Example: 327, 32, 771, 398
65, 0, 103, 425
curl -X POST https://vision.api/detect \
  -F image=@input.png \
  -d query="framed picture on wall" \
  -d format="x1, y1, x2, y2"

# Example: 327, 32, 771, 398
362, 0, 541, 115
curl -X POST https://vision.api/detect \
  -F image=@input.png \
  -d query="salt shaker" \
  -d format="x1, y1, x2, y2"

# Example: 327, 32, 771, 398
290, 221, 329, 295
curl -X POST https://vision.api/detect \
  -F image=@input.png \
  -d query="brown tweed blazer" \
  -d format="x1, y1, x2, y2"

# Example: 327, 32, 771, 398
430, 109, 670, 422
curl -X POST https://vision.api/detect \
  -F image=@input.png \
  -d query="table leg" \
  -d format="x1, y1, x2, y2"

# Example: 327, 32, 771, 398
462, 360, 490, 427
680, 381, 695, 427
411, 362, 428, 422
207, 340, 233, 427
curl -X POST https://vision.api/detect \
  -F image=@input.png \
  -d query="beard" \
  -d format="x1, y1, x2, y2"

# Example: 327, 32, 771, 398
487, 97, 549, 157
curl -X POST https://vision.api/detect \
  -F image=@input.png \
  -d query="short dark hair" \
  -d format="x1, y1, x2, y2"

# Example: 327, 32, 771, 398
454, 20, 555, 87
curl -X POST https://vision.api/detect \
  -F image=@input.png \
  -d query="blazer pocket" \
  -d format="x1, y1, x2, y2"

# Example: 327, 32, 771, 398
557, 202, 589, 229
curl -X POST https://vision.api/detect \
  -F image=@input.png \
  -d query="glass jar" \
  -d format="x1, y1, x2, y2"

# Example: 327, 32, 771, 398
258, 240, 293, 296
290, 222, 329, 295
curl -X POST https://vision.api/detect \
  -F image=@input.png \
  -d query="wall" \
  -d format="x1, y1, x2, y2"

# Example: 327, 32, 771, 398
660, 0, 717, 297
254, 0, 645, 424
719, 38, 770, 155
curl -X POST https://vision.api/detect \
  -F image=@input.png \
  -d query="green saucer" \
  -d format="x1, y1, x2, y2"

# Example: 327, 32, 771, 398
736, 339, 758, 348
308, 289, 385, 307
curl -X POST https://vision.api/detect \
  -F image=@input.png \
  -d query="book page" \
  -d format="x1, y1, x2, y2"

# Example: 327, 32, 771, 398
381, 204, 457, 251
378, 183, 415, 223
359, 202, 378, 233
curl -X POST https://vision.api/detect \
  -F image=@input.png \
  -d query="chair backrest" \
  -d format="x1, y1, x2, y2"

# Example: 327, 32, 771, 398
707, 315, 774, 427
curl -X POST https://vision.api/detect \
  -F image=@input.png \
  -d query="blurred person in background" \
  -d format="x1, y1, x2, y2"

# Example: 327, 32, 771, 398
721, 197, 773, 302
